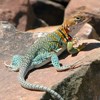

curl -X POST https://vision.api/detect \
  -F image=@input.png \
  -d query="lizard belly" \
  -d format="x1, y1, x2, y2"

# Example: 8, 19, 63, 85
33, 46, 66, 69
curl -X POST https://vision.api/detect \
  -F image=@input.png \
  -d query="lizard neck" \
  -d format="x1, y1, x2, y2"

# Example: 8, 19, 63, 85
55, 25, 72, 43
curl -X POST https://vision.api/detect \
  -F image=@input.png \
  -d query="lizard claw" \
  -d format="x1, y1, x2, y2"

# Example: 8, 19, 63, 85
77, 43, 88, 51
4, 61, 19, 72
72, 37, 79, 45
4, 61, 10, 67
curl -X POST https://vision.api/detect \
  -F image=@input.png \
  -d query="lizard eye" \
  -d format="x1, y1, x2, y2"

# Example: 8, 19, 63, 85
75, 17, 81, 20
74, 16, 83, 23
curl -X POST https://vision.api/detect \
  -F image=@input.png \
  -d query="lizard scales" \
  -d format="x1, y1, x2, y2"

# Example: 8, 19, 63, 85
19, 27, 68, 100
5, 12, 91, 100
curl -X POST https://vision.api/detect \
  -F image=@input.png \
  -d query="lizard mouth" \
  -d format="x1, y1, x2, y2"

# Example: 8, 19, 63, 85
76, 15, 91, 26
80, 17, 91, 24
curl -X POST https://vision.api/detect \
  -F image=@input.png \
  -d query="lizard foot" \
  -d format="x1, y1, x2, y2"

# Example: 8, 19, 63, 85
56, 64, 81, 72
4, 61, 19, 71
4, 55, 22, 72
77, 43, 88, 51
56, 56, 85, 72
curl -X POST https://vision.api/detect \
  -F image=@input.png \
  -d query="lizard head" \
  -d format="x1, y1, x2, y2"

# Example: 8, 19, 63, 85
62, 12, 91, 37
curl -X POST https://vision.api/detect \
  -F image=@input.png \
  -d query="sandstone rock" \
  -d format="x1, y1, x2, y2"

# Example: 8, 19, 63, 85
0, 0, 49, 31
89, 16, 100, 37
76, 23, 100, 40
0, 38, 100, 100
0, 21, 34, 58
26, 25, 60, 33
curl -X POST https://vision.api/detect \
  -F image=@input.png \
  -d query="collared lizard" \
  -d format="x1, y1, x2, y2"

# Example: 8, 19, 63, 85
4, 12, 91, 100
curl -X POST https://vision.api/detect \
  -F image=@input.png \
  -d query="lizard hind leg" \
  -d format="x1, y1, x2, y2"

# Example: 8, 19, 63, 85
4, 55, 23, 71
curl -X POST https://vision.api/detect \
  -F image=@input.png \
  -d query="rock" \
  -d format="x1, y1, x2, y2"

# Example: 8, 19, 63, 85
76, 23, 100, 40
0, 21, 34, 58
0, 0, 49, 31
0, 39, 100, 100
89, 16, 100, 37
27, 25, 59, 32
77, 60, 100, 100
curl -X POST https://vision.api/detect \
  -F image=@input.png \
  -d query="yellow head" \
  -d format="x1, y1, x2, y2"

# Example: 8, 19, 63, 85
62, 12, 91, 37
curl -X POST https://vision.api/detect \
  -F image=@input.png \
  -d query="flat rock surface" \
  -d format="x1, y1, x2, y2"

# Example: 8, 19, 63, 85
0, 21, 34, 59
0, 39, 100, 100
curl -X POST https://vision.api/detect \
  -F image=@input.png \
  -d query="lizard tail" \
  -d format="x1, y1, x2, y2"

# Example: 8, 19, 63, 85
18, 66, 64, 100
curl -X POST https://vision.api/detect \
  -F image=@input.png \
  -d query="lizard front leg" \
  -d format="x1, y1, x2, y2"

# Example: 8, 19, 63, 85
51, 52, 74, 71
67, 41, 86, 55
51, 52, 85, 71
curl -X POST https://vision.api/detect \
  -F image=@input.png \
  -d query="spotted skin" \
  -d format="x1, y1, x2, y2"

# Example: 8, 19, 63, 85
4, 12, 91, 100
